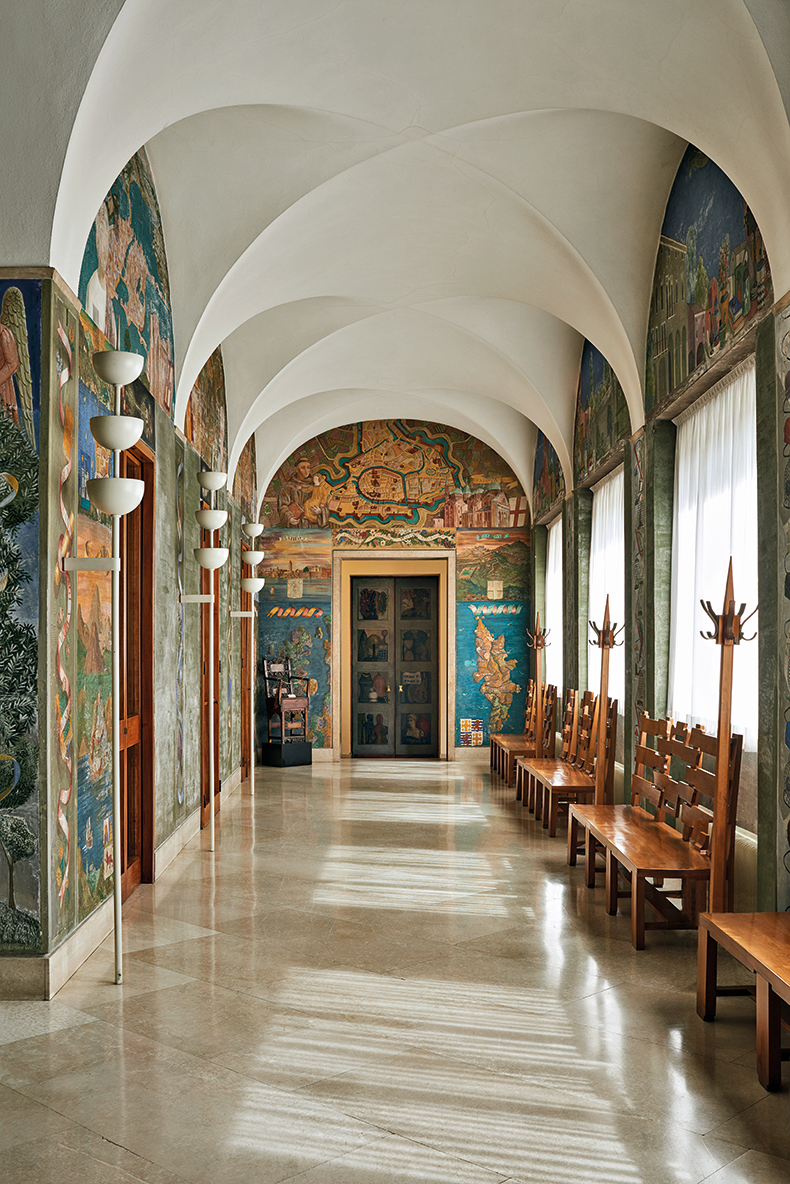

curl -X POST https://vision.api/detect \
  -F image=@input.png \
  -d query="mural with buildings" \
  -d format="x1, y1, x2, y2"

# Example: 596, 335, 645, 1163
259, 422, 531, 749
574, 341, 630, 484
260, 420, 527, 531
184, 347, 228, 472
78, 149, 175, 416
645, 144, 772, 415
0, 279, 41, 950
532, 431, 565, 522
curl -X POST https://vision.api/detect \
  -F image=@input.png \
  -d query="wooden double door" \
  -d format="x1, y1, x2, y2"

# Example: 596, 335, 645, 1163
351, 576, 438, 756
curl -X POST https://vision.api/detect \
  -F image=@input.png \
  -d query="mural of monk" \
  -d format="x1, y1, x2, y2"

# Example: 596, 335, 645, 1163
277, 457, 332, 527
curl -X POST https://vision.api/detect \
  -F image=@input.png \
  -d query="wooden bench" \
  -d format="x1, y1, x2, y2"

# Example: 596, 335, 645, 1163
567, 712, 674, 881
568, 722, 743, 949
697, 912, 790, 1090
537, 695, 617, 837
490, 682, 556, 787
515, 687, 578, 807
490, 679, 534, 778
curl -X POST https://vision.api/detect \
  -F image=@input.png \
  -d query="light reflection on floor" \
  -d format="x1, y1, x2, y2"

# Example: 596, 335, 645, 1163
1, 757, 782, 1183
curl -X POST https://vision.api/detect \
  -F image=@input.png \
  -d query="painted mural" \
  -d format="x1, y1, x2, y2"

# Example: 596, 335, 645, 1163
78, 149, 175, 415
259, 529, 332, 601
532, 431, 565, 523
646, 144, 772, 415
575, 341, 630, 484
456, 530, 531, 602
0, 279, 41, 951
456, 605, 528, 746
261, 420, 527, 530
232, 435, 257, 521
257, 611, 332, 748
74, 347, 115, 921
184, 347, 228, 472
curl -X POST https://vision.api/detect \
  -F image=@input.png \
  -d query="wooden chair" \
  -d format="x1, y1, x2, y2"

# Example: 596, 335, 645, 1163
570, 723, 743, 948
263, 658, 310, 744
491, 682, 557, 786
537, 695, 617, 837
515, 688, 577, 805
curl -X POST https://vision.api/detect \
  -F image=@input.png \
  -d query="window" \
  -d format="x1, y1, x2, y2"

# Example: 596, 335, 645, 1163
587, 468, 625, 709
668, 358, 758, 748
544, 517, 563, 692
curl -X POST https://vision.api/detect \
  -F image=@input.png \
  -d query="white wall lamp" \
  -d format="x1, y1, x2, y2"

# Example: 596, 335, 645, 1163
62, 348, 145, 985
235, 522, 265, 793
184, 471, 229, 852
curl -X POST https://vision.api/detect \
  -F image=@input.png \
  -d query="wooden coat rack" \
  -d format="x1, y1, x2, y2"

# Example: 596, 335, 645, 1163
589, 595, 624, 804
699, 559, 757, 912
526, 612, 550, 755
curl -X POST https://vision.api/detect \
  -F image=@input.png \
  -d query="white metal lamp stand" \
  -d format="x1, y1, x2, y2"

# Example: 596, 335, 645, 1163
63, 348, 145, 985
237, 522, 265, 793
190, 471, 229, 852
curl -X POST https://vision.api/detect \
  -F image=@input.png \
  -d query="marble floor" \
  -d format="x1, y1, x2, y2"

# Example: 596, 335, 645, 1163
1, 759, 788, 1184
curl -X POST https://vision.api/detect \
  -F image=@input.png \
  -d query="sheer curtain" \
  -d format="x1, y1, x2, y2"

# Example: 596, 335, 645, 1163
543, 516, 564, 692
587, 468, 625, 708
668, 358, 758, 749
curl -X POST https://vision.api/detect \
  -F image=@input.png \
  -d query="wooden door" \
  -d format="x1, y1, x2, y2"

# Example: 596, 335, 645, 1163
351, 576, 438, 757
200, 560, 221, 827
240, 587, 252, 782
119, 445, 154, 900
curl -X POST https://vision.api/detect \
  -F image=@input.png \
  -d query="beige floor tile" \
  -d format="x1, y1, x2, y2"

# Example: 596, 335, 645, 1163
701, 1150, 790, 1184
13, 757, 782, 1182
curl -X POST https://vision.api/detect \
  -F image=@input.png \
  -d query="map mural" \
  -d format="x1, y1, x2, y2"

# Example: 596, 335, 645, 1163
0, 278, 41, 951
574, 341, 630, 484
260, 420, 527, 530
257, 611, 332, 748
645, 144, 772, 415
532, 431, 564, 523
456, 605, 529, 746
78, 148, 175, 415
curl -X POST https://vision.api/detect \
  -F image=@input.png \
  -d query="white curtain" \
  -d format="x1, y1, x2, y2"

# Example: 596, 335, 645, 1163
587, 468, 625, 709
668, 358, 758, 749
543, 516, 564, 692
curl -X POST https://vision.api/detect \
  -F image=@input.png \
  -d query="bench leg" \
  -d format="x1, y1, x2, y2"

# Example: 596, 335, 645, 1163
756, 975, 783, 1090
514, 764, 522, 801
542, 786, 550, 829
585, 832, 598, 889
630, 874, 646, 950
534, 782, 543, 822
547, 793, 559, 838
568, 813, 578, 866
605, 848, 619, 914
696, 928, 718, 1021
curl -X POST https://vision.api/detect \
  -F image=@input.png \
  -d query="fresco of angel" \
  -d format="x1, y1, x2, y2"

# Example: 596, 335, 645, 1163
0, 287, 35, 448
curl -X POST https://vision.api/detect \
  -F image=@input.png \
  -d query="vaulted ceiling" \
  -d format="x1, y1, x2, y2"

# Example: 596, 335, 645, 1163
7, 0, 790, 507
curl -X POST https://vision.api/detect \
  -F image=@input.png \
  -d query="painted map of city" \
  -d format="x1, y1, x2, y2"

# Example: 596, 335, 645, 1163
260, 420, 527, 530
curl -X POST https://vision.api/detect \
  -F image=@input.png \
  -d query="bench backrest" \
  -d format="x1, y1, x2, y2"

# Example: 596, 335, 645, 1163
574, 693, 600, 774
630, 713, 672, 812
540, 683, 558, 758
559, 689, 579, 761
523, 679, 536, 738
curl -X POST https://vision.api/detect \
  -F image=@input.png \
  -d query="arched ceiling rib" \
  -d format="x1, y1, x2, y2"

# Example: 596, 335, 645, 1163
29, 1, 790, 507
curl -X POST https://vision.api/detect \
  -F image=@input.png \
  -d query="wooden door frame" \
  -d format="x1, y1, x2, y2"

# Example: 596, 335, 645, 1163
334, 551, 456, 760
119, 439, 155, 895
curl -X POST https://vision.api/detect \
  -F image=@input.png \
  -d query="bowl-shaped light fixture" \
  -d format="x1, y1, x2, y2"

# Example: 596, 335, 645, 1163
241, 522, 264, 539
197, 471, 227, 492
91, 350, 145, 387
89, 415, 144, 452
195, 508, 228, 531
240, 577, 266, 594
87, 477, 145, 517
194, 546, 229, 570
241, 550, 265, 566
